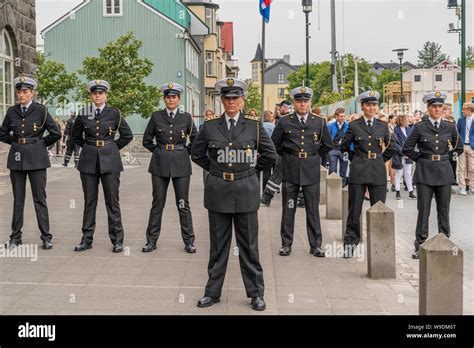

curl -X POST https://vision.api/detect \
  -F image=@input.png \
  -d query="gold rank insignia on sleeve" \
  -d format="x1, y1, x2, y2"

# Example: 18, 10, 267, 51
244, 114, 260, 122
205, 115, 221, 122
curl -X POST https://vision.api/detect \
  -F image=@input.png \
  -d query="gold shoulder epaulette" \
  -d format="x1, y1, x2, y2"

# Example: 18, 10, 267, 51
244, 114, 260, 122
205, 115, 221, 122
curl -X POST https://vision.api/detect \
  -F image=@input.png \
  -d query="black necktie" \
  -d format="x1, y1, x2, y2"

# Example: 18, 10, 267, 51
169, 112, 174, 120
229, 118, 236, 138
300, 117, 305, 126
96, 108, 101, 117
367, 120, 372, 130
434, 121, 439, 129
22, 107, 27, 115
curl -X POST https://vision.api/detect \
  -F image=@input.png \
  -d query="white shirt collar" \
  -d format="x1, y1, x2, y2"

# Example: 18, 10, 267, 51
166, 108, 178, 117
20, 101, 33, 110
428, 117, 441, 127
225, 112, 240, 127
296, 113, 309, 122
94, 103, 105, 113
363, 116, 375, 125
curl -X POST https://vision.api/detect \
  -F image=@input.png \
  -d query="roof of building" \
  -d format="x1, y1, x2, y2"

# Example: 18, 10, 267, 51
251, 43, 263, 63
371, 61, 417, 70
182, 0, 220, 9
264, 59, 300, 73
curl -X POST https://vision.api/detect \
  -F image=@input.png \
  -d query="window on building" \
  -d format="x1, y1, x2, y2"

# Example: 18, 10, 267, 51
277, 73, 285, 84
278, 88, 286, 98
104, 0, 122, 16
414, 75, 421, 82
457, 72, 461, 81
186, 41, 199, 79
435, 74, 442, 82
0, 30, 14, 123
206, 51, 215, 77
252, 63, 259, 81
218, 61, 223, 80
205, 8, 213, 33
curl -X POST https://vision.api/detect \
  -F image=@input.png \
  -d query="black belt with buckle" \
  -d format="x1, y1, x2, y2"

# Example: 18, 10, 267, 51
14, 137, 40, 145
355, 152, 382, 160
421, 154, 449, 161
288, 150, 319, 159
209, 168, 256, 181
159, 144, 186, 151
85, 140, 114, 147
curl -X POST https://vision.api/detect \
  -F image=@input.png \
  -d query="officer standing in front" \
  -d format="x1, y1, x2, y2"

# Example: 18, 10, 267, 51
142, 82, 197, 254
71, 80, 133, 253
341, 90, 396, 257
0, 76, 61, 250
191, 78, 276, 311
271, 87, 333, 257
62, 111, 80, 168
402, 92, 463, 259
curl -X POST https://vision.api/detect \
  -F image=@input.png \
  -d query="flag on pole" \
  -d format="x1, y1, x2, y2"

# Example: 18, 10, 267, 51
259, 0, 272, 23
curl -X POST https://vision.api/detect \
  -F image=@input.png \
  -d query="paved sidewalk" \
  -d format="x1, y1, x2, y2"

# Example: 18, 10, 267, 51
0, 160, 472, 315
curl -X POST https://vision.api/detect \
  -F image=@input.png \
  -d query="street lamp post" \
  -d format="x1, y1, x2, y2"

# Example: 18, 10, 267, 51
393, 48, 408, 113
302, 0, 312, 87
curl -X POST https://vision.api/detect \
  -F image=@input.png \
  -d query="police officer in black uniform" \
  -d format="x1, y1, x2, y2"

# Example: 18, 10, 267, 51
260, 100, 291, 207
191, 78, 277, 311
271, 86, 333, 257
341, 90, 397, 257
402, 91, 463, 259
142, 82, 197, 253
0, 76, 61, 250
62, 112, 80, 167
71, 80, 133, 253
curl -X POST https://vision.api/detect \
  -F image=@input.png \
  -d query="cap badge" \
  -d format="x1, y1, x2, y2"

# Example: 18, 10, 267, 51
226, 78, 235, 87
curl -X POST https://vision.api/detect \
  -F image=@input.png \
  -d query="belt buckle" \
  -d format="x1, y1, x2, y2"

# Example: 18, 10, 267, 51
432, 154, 441, 161
223, 172, 234, 181
165, 144, 175, 151
298, 152, 308, 159
18, 138, 27, 145
368, 152, 377, 159
96, 140, 105, 147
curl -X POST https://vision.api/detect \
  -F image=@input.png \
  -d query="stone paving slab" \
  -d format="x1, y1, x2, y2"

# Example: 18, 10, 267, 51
0, 161, 472, 315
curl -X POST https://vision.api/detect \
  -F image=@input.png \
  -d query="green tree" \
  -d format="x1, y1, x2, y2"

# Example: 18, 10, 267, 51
244, 80, 262, 115
77, 32, 161, 118
337, 54, 375, 99
36, 52, 80, 106
417, 41, 449, 68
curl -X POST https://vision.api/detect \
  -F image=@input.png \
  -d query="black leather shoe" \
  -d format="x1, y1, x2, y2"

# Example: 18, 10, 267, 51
62, 163, 68, 167
279, 246, 291, 256
74, 242, 92, 252
42, 240, 53, 250
112, 243, 123, 253
310, 246, 325, 257
185, 244, 196, 253
6, 240, 22, 250
197, 296, 220, 308
251, 296, 266, 311
142, 243, 157, 253
343, 244, 356, 258
412, 250, 419, 259
409, 191, 417, 199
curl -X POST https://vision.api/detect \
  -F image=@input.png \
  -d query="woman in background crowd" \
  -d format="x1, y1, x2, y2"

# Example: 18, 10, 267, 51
392, 115, 416, 200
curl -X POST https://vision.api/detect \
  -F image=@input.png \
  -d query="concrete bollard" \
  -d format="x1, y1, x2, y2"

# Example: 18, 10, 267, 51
419, 233, 463, 315
366, 201, 396, 279
326, 173, 342, 219
320, 166, 327, 205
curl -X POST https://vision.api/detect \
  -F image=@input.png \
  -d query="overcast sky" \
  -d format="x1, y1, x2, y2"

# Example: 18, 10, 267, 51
37, 0, 472, 80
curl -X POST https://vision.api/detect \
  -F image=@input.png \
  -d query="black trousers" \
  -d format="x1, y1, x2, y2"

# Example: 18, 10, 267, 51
79, 172, 124, 245
145, 175, 195, 245
344, 183, 386, 246
64, 141, 80, 165
205, 211, 264, 298
414, 184, 451, 251
9, 169, 51, 242
280, 181, 322, 248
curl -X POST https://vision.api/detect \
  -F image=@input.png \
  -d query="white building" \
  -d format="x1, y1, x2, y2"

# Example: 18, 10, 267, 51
403, 60, 474, 110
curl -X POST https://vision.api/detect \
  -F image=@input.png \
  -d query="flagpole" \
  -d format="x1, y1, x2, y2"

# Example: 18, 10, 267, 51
261, 16, 266, 118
